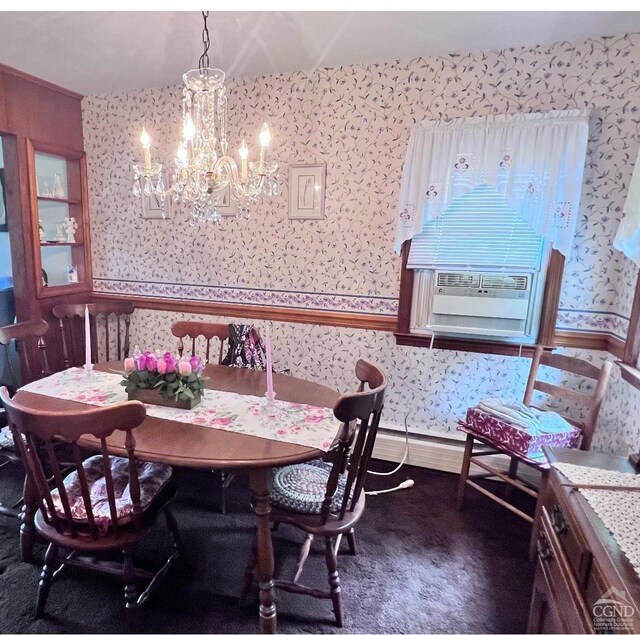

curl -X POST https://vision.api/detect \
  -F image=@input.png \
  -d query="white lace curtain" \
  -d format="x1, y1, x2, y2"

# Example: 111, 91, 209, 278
614, 148, 640, 265
394, 110, 590, 257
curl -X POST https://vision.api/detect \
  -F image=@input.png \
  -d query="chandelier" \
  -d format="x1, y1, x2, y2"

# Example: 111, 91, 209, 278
132, 11, 279, 222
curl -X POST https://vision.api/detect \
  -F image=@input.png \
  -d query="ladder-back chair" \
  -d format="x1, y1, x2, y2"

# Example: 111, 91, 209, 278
0, 319, 50, 519
0, 387, 181, 618
242, 359, 387, 626
171, 320, 230, 365
52, 301, 134, 368
456, 345, 613, 560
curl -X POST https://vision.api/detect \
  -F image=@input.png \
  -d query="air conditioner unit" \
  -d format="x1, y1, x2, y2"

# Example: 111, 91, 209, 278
423, 270, 542, 340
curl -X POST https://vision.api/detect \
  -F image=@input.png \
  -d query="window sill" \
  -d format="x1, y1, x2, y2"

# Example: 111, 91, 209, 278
394, 331, 539, 357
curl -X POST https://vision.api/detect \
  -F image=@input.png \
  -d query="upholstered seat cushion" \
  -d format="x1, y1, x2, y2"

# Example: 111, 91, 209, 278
50, 455, 172, 534
271, 459, 347, 515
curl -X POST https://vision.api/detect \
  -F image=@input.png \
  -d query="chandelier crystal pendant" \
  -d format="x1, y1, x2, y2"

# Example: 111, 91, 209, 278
131, 11, 279, 222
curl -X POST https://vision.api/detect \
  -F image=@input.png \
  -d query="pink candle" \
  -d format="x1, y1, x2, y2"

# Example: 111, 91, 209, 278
84, 304, 92, 370
265, 324, 274, 399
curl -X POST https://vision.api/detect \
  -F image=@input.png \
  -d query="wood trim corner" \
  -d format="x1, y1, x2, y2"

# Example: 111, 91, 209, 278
616, 361, 640, 391
623, 273, 640, 366
396, 241, 414, 334
553, 331, 625, 358
537, 250, 565, 347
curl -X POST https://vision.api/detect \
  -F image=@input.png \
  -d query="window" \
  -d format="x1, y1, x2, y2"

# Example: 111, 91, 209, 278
406, 185, 549, 344
394, 110, 589, 354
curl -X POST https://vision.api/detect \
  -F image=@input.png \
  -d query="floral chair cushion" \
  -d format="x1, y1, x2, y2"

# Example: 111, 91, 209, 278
50, 455, 172, 534
271, 459, 347, 515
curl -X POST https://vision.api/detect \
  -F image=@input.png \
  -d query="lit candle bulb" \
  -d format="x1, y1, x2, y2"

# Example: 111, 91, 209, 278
183, 114, 196, 162
183, 113, 196, 141
140, 128, 151, 173
177, 142, 188, 167
259, 122, 270, 172
239, 139, 248, 182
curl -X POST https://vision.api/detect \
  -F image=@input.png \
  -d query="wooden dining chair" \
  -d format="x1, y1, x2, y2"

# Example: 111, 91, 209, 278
455, 345, 613, 559
0, 387, 181, 619
171, 320, 230, 365
52, 301, 134, 368
0, 319, 50, 390
242, 359, 387, 627
171, 320, 236, 512
0, 319, 50, 519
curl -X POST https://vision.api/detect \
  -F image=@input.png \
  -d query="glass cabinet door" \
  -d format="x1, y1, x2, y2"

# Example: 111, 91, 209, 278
28, 141, 90, 297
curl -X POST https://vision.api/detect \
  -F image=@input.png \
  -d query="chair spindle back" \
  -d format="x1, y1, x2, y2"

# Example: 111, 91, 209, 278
0, 387, 146, 539
0, 319, 50, 391
53, 302, 134, 368
171, 321, 230, 364
321, 359, 387, 524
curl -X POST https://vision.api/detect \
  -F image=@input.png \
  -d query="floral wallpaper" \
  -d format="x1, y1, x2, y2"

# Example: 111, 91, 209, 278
83, 33, 640, 454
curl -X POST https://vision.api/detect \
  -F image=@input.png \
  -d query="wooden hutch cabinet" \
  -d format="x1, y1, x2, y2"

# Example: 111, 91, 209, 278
0, 63, 90, 372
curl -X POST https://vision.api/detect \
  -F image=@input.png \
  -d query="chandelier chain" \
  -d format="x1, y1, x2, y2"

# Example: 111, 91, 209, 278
198, 11, 210, 71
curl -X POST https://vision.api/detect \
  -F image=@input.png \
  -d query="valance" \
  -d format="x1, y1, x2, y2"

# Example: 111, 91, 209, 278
394, 110, 590, 257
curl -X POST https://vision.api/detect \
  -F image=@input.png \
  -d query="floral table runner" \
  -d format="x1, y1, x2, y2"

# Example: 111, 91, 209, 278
18, 368, 341, 451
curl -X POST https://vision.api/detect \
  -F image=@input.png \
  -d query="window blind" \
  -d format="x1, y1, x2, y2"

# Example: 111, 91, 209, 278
407, 184, 544, 271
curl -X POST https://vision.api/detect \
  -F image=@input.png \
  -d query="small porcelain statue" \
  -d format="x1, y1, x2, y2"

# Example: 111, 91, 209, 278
62, 216, 78, 243
54, 174, 65, 199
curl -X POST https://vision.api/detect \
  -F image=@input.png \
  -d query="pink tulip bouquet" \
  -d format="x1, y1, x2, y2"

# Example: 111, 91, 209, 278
121, 351, 206, 402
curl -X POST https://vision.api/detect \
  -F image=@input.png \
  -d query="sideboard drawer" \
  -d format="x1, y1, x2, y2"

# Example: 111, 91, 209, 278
537, 507, 594, 634
544, 488, 594, 592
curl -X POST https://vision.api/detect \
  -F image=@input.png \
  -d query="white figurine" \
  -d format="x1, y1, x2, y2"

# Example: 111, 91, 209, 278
54, 222, 66, 243
62, 216, 79, 243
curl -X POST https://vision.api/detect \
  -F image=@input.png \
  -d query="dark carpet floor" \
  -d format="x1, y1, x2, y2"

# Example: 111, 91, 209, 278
0, 459, 536, 634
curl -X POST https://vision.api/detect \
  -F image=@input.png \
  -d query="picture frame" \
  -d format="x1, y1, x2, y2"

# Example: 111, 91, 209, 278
141, 173, 173, 219
288, 163, 325, 220
0, 168, 7, 232
216, 184, 237, 218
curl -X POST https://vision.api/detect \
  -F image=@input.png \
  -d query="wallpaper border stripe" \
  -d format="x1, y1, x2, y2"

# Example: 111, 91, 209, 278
93, 278, 399, 316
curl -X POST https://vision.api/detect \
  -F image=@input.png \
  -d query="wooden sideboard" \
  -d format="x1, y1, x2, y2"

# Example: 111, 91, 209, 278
527, 447, 640, 634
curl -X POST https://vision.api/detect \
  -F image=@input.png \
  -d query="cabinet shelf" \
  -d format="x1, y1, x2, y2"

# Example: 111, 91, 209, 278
40, 241, 83, 247
37, 196, 81, 205
28, 140, 92, 298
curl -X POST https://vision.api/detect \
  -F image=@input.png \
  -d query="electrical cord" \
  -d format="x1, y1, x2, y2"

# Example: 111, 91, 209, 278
365, 332, 435, 495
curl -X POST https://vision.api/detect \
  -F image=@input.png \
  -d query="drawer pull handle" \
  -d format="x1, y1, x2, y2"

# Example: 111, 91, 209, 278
551, 504, 569, 534
537, 534, 553, 561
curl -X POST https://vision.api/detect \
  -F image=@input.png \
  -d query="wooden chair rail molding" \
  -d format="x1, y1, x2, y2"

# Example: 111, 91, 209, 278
93, 293, 626, 357
91, 293, 398, 332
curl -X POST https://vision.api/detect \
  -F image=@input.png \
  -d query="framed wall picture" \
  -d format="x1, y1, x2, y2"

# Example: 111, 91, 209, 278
216, 184, 237, 217
288, 163, 325, 220
141, 174, 173, 219
0, 169, 7, 231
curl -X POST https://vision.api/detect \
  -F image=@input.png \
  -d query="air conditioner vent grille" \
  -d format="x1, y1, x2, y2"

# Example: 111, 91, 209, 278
437, 273, 480, 288
481, 275, 529, 290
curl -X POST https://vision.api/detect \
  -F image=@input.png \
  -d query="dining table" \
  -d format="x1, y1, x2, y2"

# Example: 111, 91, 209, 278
13, 361, 341, 634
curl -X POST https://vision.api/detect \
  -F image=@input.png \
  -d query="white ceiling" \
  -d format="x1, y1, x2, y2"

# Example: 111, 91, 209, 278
1, 11, 640, 95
